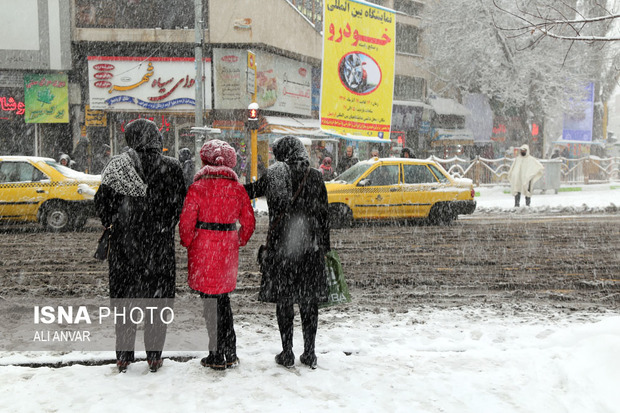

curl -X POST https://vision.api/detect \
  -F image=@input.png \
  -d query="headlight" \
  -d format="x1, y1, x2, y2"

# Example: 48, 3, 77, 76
77, 183, 97, 198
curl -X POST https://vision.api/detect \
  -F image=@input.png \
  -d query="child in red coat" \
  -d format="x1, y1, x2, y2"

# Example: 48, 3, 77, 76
179, 139, 255, 370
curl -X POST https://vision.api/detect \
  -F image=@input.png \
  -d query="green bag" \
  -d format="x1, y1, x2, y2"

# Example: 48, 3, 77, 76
320, 250, 351, 308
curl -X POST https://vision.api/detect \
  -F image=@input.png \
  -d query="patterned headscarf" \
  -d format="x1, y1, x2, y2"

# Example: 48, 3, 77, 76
124, 118, 163, 153
101, 151, 147, 197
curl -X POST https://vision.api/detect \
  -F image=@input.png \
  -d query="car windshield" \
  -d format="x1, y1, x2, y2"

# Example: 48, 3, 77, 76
45, 161, 99, 180
428, 163, 451, 183
334, 161, 373, 184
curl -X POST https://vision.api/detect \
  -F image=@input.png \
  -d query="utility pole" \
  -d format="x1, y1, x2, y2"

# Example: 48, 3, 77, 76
194, 0, 204, 173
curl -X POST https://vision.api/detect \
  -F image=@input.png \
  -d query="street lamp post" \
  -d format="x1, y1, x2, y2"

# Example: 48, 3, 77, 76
248, 102, 259, 183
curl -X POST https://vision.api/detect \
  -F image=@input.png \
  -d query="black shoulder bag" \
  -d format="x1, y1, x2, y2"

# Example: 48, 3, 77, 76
94, 225, 112, 261
257, 168, 310, 271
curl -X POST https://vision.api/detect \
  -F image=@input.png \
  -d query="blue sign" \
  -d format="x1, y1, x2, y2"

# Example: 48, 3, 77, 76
562, 82, 594, 142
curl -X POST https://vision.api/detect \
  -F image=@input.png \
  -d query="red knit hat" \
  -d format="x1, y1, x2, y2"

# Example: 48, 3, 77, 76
200, 139, 237, 168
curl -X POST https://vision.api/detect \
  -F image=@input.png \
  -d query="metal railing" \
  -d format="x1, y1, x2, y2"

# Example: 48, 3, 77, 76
430, 155, 620, 186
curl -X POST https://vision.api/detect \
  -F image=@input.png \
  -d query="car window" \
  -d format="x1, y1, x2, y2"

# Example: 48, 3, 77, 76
364, 165, 399, 186
403, 164, 438, 184
0, 162, 46, 183
45, 161, 95, 179
428, 164, 450, 183
335, 161, 373, 184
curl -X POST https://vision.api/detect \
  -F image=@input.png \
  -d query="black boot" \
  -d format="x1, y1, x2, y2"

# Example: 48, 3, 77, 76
147, 358, 163, 373
300, 353, 317, 369
201, 351, 226, 370
116, 360, 130, 373
225, 353, 240, 369
276, 302, 295, 368
300, 302, 318, 369
275, 349, 295, 368
525, 196, 531, 206
514, 193, 521, 207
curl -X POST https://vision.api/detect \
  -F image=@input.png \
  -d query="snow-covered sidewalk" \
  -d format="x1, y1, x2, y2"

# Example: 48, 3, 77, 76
1, 307, 619, 412
475, 182, 620, 213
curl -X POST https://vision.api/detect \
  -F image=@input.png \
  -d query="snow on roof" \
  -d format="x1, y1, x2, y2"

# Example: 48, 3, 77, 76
0, 155, 56, 162
428, 97, 471, 117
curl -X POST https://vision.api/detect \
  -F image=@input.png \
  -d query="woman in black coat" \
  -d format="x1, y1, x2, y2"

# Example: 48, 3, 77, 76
245, 136, 330, 369
94, 119, 186, 373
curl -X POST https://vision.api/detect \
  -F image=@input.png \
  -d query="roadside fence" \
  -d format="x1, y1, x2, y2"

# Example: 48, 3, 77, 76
430, 155, 620, 187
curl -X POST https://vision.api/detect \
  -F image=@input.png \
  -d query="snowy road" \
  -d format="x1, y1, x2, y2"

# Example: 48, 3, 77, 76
1, 209, 619, 412
0, 213, 618, 310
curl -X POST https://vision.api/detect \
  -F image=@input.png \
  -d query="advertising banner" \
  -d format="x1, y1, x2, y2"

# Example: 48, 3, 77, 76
562, 82, 594, 142
87, 56, 212, 112
213, 48, 312, 116
24, 74, 69, 123
320, 0, 395, 140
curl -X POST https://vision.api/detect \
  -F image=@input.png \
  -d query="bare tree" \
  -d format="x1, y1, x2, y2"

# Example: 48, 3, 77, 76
422, 0, 615, 151
492, 0, 620, 43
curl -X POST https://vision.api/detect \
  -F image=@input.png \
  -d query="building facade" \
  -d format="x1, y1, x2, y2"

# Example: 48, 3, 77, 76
0, 0, 430, 172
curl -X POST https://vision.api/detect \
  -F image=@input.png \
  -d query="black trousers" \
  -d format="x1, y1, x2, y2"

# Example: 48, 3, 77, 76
201, 293, 236, 356
276, 301, 319, 355
115, 299, 172, 362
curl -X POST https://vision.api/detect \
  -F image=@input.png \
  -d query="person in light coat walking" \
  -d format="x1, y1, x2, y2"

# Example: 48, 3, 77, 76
179, 139, 255, 370
508, 144, 544, 207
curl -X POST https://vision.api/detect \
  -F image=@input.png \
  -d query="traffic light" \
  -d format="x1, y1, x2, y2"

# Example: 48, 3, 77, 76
247, 103, 259, 130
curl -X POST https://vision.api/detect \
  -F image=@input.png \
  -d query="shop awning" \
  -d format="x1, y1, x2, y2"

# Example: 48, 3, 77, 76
393, 99, 433, 110
552, 140, 604, 146
431, 128, 475, 147
320, 128, 390, 143
428, 97, 470, 117
262, 116, 335, 139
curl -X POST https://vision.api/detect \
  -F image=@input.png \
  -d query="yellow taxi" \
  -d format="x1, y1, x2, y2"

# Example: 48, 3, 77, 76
326, 157, 476, 227
0, 156, 101, 231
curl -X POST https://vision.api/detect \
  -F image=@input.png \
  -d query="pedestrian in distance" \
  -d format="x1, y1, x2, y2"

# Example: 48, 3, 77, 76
508, 144, 544, 207
94, 118, 186, 373
72, 137, 90, 172
319, 156, 336, 181
179, 139, 255, 371
245, 135, 331, 369
400, 147, 415, 158
58, 153, 71, 167
336, 145, 358, 175
178, 147, 195, 188
370, 148, 379, 159
92, 144, 111, 175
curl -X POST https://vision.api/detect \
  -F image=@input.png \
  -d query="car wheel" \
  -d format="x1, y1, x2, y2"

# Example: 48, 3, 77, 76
43, 203, 72, 232
329, 204, 352, 229
428, 203, 454, 226
72, 213, 88, 230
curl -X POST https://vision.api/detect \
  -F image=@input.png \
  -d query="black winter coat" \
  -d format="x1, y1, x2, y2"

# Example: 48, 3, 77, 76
245, 164, 330, 303
94, 152, 186, 298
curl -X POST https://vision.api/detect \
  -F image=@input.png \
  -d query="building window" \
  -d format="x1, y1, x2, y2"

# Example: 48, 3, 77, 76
394, 76, 426, 101
75, 0, 197, 29
393, 0, 424, 17
396, 24, 421, 55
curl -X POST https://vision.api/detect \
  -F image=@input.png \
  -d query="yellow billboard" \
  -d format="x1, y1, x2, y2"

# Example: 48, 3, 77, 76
320, 0, 395, 140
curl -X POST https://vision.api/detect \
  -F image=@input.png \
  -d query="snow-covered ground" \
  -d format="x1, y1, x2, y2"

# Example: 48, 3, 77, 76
475, 182, 619, 214
0, 183, 619, 413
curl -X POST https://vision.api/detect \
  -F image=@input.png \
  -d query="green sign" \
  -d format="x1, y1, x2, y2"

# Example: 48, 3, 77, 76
24, 74, 69, 123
